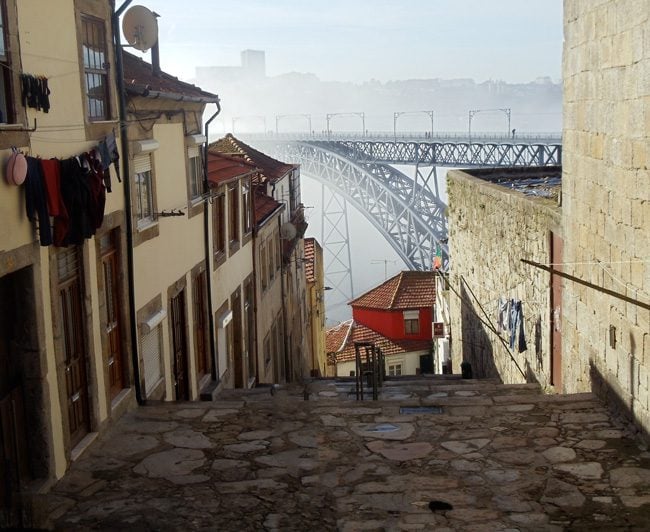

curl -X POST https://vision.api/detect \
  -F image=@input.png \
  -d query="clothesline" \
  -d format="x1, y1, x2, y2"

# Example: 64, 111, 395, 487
447, 273, 549, 318
19, 131, 120, 247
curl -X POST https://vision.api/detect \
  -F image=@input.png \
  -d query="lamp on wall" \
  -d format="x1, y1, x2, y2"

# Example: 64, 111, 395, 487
316, 286, 333, 302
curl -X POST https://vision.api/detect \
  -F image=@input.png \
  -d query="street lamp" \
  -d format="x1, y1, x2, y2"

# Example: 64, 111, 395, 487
468, 108, 511, 144
326, 112, 365, 138
275, 113, 312, 134
231, 115, 267, 134
393, 110, 434, 141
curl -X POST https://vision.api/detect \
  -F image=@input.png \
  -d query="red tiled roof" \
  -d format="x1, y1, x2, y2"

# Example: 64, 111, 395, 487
254, 188, 282, 225
209, 134, 296, 183
123, 51, 219, 102
325, 320, 354, 354
349, 271, 436, 310
207, 152, 256, 186
326, 321, 432, 363
304, 238, 316, 283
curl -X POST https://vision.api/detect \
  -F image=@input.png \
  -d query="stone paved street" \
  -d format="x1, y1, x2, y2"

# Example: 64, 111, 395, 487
38, 377, 650, 531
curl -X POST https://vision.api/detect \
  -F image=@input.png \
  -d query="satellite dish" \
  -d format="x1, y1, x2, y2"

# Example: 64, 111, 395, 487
280, 222, 297, 240
122, 5, 159, 52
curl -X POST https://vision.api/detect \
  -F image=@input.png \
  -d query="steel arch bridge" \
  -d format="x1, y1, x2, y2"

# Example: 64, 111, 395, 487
281, 142, 448, 272
251, 137, 562, 269
245, 135, 561, 308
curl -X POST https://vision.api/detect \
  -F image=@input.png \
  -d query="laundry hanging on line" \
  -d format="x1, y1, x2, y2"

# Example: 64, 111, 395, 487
23, 147, 111, 247
20, 73, 51, 113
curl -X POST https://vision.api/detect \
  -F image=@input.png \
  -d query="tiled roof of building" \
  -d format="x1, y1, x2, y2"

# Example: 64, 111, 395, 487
207, 152, 257, 186
325, 320, 354, 354
349, 271, 436, 310
326, 321, 432, 363
254, 188, 283, 225
304, 238, 316, 283
123, 51, 219, 102
209, 134, 296, 183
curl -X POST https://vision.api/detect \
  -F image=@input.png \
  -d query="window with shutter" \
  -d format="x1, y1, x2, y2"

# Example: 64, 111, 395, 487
141, 324, 163, 395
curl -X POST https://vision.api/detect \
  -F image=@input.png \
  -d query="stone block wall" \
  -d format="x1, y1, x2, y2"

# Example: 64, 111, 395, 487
562, 0, 650, 435
447, 169, 562, 388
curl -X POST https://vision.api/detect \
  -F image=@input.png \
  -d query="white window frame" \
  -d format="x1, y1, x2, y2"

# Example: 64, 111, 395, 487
187, 146, 202, 202
403, 309, 420, 335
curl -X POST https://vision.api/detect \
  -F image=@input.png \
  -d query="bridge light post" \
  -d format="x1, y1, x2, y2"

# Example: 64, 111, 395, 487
326, 112, 365, 138
393, 111, 435, 141
232, 115, 267, 134
275, 113, 312, 135
468, 108, 512, 144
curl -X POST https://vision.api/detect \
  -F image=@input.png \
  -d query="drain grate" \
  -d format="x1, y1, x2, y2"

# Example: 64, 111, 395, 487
399, 406, 443, 415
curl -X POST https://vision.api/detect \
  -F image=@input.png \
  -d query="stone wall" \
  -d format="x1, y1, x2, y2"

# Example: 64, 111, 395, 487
562, 0, 650, 435
447, 169, 562, 388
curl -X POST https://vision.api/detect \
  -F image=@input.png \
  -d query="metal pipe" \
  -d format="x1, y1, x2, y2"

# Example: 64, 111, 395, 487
113, 0, 143, 404
204, 99, 222, 381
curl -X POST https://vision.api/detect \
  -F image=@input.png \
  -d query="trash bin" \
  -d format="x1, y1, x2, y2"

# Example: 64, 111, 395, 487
460, 361, 473, 379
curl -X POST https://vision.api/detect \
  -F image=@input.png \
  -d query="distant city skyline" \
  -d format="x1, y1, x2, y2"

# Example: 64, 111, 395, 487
138, 0, 563, 84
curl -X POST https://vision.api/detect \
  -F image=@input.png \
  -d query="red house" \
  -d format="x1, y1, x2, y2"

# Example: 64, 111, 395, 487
326, 271, 436, 376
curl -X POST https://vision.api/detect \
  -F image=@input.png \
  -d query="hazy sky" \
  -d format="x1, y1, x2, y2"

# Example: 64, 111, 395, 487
135, 0, 563, 83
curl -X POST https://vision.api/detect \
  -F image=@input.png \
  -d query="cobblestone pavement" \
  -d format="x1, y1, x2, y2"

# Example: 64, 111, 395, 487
38, 377, 650, 531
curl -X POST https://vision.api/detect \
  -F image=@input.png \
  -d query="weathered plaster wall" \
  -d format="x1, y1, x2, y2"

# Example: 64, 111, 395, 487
447, 169, 562, 388
562, 0, 650, 434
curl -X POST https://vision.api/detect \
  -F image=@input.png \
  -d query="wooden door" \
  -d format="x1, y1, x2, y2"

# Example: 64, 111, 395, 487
232, 289, 243, 388
171, 290, 189, 400
100, 231, 126, 399
59, 248, 90, 447
550, 232, 563, 390
244, 280, 255, 384
0, 271, 31, 526
193, 271, 210, 379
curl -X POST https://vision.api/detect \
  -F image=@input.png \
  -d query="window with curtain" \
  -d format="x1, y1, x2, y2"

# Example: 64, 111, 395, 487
134, 154, 154, 227
187, 147, 202, 201
403, 310, 420, 335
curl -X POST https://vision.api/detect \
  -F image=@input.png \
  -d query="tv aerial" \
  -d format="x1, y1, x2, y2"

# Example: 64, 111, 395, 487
122, 5, 159, 52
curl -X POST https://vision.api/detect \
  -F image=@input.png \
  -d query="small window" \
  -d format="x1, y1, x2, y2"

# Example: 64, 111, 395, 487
261, 243, 268, 291
134, 154, 154, 227
213, 194, 225, 255
188, 147, 202, 201
242, 182, 251, 234
269, 238, 275, 281
388, 364, 402, 376
403, 310, 420, 335
0, 2, 13, 124
228, 185, 239, 243
81, 15, 110, 120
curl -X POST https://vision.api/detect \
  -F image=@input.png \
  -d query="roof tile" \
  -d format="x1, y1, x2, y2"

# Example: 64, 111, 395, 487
209, 134, 296, 183
326, 321, 432, 363
123, 50, 218, 101
349, 271, 436, 310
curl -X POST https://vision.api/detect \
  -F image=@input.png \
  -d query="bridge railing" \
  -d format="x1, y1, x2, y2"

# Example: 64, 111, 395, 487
239, 131, 562, 143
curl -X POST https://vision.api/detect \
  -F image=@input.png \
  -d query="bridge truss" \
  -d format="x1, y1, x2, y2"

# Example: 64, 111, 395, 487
250, 137, 562, 305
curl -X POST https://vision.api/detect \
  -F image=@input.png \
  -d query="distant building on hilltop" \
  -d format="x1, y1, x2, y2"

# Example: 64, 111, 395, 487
196, 49, 266, 86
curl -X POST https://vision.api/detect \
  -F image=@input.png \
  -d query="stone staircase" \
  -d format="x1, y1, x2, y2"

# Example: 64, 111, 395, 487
39, 375, 650, 531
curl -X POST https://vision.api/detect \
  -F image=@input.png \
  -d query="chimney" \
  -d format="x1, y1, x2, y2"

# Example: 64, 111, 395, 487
151, 41, 161, 77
